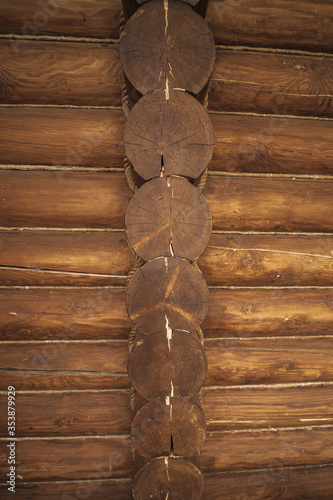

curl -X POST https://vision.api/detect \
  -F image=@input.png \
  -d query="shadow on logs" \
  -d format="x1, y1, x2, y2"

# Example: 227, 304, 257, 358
125, 176, 212, 261
120, 0, 215, 96
128, 329, 207, 400
133, 456, 204, 499
124, 89, 214, 180
126, 257, 209, 334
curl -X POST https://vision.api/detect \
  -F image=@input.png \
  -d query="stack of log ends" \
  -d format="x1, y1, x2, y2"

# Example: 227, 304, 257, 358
119, 0, 216, 96
124, 90, 214, 180
131, 396, 206, 458
126, 257, 209, 334
125, 176, 212, 261
133, 456, 204, 500
128, 329, 207, 400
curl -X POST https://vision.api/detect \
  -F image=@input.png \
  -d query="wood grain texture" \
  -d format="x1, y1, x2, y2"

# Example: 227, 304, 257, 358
2, 171, 333, 233
0, 40, 123, 106
0, 391, 131, 437
199, 233, 333, 287
0, 428, 331, 480
203, 288, 333, 338
203, 464, 333, 500
207, 0, 333, 52
1, 110, 332, 175
203, 385, 333, 430
209, 50, 333, 117
0, 288, 131, 341
126, 177, 212, 260
0, 0, 121, 39
210, 113, 333, 175
0, 108, 125, 167
0, 231, 135, 286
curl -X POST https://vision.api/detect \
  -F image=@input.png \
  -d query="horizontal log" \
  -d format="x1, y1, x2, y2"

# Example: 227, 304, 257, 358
209, 50, 333, 118
1, 0, 332, 54
0, 427, 332, 480
0, 231, 134, 286
210, 113, 333, 176
1, 41, 332, 118
0, 0, 122, 39
2, 171, 333, 232
0, 391, 131, 436
203, 464, 333, 500
1, 287, 332, 344
1, 231, 332, 286
2, 335, 333, 390
207, 0, 333, 52
1, 109, 332, 175
0, 108, 125, 168
0, 384, 332, 437
200, 233, 333, 286
0, 40, 122, 106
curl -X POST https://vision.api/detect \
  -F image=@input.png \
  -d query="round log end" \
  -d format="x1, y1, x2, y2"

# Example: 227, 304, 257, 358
120, 0, 215, 95
133, 456, 204, 499
131, 396, 206, 459
126, 257, 209, 334
128, 329, 207, 400
124, 90, 214, 180
125, 176, 212, 261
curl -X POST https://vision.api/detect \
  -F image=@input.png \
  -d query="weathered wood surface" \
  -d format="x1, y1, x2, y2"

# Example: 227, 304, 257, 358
209, 50, 333, 117
2, 465, 333, 499
124, 89, 214, 180
0, 391, 131, 436
126, 177, 212, 260
1, 0, 332, 53
1, 232, 332, 286
0, 0, 122, 39
0, 41, 122, 106
120, 1, 215, 96
210, 113, 333, 176
0, 384, 332, 436
0, 428, 332, 480
203, 464, 333, 500
0, 108, 125, 167
1, 288, 332, 343
200, 234, 333, 287
1, 42, 332, 118
1, 110, 332, 175
0, 231, 133, 286
2, 171, 333, 232
2, 336, 333, 390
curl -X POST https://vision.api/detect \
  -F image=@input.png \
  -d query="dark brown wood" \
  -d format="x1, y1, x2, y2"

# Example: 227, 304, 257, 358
210, 113, 333, 176
124, 89, 214, 180
210, 50, 333, 118
203, 288, 333, 338
120, 0, 215, 95
128, 329, 207, 400
207, 0, 333, 52
203, 384, 333, 430
0, 288, 131, 341
0, 40, 123, 106
0, 391, 131, 436
0, 231, 134, 286
203, 465, 333, 500
198, 233, 333, 287
133, 456, 204, 500
131, 397, 206, 458
0, 0, 121, 39
126, 176, 212, 260
205, 337, 333, 386
127, 257, 209, 333
1, 110, 332, 176
0, 108, 125, 167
